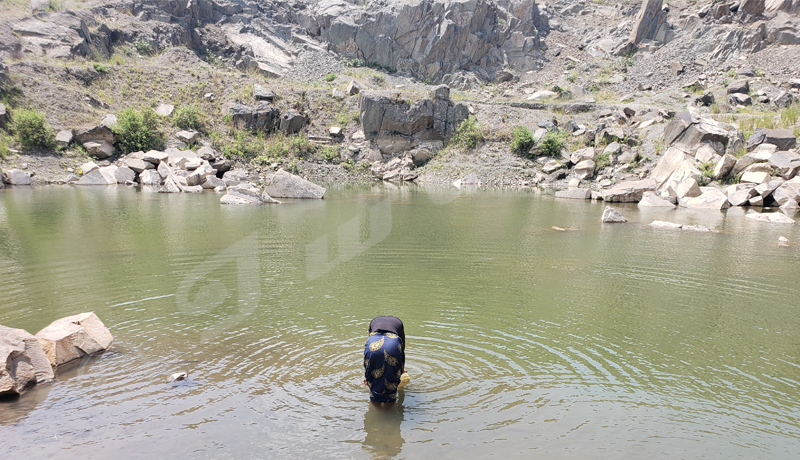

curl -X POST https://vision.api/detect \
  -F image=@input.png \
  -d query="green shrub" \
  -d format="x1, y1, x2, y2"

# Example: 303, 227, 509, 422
134, 39, 154, 56
595, 152, 611, 169
538, 131, 564, 157
321, 145, 340, 162
324, 73, 336, 82
450, 116, 485, 150
0, 131, 14, 159
172, 104, 203, 131
780, 104, 799, 127
342, 158, 355, 171
12, 109, 55, 149
336, 110, 358, 127
510, 126, 535, 156
113, 107, 164, 154
92, 62, 107, 73
699, 161, 715, 186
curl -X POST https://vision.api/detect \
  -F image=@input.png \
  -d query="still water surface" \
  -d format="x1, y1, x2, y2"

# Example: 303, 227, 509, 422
1, 185, 799, 459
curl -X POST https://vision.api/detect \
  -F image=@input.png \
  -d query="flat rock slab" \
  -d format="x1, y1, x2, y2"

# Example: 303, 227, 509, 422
745, 211, 795, 224
601, 206, 628, 223
264, 169, 325, 199
650, 220, 683, 229
35, 312, 113, 367
638, 191, 676, 207
555, 188, 591, 200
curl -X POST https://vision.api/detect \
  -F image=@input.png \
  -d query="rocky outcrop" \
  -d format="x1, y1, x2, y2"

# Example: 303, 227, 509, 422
371, 155, 418, 182
1, 325, 55, 396
602, 179, 656, 202
359, 88, 468, 154
306, 0, 545, 86
663, 111, 744, 156
629, 0, 668, 46
229, 103, 280, 131
220, 184, 280, 204
35, 312, 114, 368
264, 169, 325, 199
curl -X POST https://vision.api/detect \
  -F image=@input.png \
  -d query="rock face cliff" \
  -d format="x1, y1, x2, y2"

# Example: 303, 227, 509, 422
300, 0, 546, 87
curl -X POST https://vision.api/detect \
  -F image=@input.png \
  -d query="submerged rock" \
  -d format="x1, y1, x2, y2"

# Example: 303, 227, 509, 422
745, 211, 795, 224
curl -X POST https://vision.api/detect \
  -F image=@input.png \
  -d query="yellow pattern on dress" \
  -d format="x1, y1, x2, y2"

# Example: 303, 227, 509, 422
364, 358, 369, 369
371, 365, 385, 379
386, 382, 397, 391
396, 369, 402, 380
384, 350, 399, 367
398, 343, 402, 352
385, 333, 398, 338
369, 336, 384, 351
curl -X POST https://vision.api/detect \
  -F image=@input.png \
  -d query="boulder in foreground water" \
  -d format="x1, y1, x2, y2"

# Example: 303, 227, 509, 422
264, 169, 325, 199
1, 325, 55, 396
601, 206, 628, 223
35, 312, 114, 367
220, 184, 281, 204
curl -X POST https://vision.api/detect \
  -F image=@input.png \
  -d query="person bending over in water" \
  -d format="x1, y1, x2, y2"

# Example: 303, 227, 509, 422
364, 316, 405, 407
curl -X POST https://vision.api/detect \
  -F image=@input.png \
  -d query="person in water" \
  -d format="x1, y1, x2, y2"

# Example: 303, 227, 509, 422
363, 316, 405, 406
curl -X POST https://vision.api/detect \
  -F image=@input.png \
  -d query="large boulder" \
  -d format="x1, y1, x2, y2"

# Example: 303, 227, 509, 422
740, 0, 765, 15
139, 169, 163, 186
573, 159, 596, 180
746, 128, 797, 151
35, 312, 113, 367
279, 110, 307, 135
555, 189, 592, 199
769, 151, 800, 179
602, 179, 657, 202
663, 111, 744, 156
75, 125, 115, 144
1, 325, 54, 396
714, 154, 737, 179
76, 166, 117, 185
629, 0, 667, 45
680, 189, 731, 209
264, 169, 326, 199
601, 206, 628, 223
5, 169, 32, 186
83, 140, 116, 159
745, 210, 795, 224
229, 103, 280, 131
638, 191, 677, 207
220, 185, 280, 204
650, 147, 692, 189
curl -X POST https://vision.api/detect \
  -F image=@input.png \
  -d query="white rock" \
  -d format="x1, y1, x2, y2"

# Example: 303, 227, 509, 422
80, 161, 99, 175
650, 220, 683, 229
0, 325, 55, 395
745, 210, 795, 224
6, 169, 32, 185
139, 169, 163, 186
638, 191, 677, 207
601, 206, 627, 223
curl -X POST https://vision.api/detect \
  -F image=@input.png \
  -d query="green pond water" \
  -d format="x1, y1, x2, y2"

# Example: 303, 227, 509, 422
1, 184, 799, 459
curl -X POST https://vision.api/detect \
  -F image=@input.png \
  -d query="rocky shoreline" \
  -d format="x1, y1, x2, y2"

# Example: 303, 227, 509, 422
1, 0, 800, 223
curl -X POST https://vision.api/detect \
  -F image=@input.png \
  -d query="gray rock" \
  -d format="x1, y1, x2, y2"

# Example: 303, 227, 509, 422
211, 158, 233, 173
555, 189, 592, 200
124, 158, 152, 173
0, 103, 7, 130
775, 91, 794, 109
629, 0, 668, 45
714, 154, 737, 179
197, 146, 216, 161
157, 161, 172, 179
749, 195, 765, 206
741, 171, 771, 184
155, 104, 174, 117
570, 147, 595, 164
347, 80, 363, 96
176, 130, 200, 145
253, 84, 276, 101
75, 125, 115, 144
114, 166, 135, 184
771, 182, 800, 206
6, 169, 32, 185
650, 147, 691, 189
778, 236, 790, 243
601, 206, 628, 223
674, 178, 702, 200
728, 187, 757, 206
143, 150, 168, 165
279, 110, 306, 135
663, 111, 743, 156
55, 129, 74, 148
222, 170, 249, 187
201, 175, 225, 189
139, 169, 163, 186
740, 0, 765, 16
100, 114, 117, 128
76, 166, 117, 185
573, 159, 596, 180
638, 191, 677, 207
220, 185, 280, 205
681, 189, 731, 209
264, 169, 325, 199
602, 179, 657, 202
726, 79, 750, 95
683, 225, 717, 233
432, 85, 450, 101
80, 161, 99, 174
159, 175, 182, 193
229, 103, 280, 131
0, 325, 54, 396
453, 174, 480, 187
746, 128, 797, 151
729, 93, 753, 106
769, 151, 800, 179
83, 140, 116, 159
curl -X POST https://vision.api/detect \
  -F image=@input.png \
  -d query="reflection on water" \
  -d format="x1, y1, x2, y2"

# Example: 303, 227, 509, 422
363, 393, 405, 459
1, 185, 800, 459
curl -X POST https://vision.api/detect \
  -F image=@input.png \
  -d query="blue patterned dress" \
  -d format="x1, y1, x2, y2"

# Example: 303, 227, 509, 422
364, 332, 405, 403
